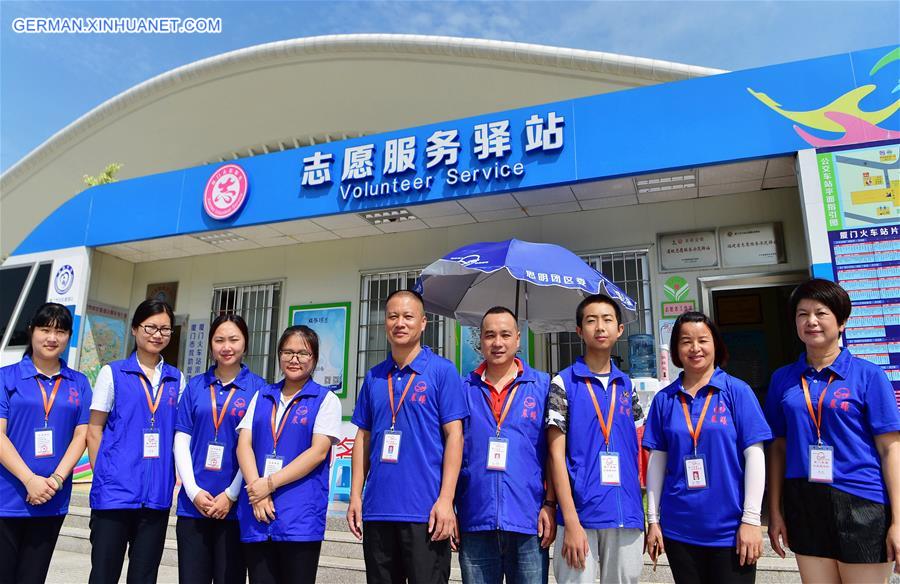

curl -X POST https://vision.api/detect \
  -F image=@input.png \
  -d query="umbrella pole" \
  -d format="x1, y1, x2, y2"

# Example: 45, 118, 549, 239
514, 279, 520, 321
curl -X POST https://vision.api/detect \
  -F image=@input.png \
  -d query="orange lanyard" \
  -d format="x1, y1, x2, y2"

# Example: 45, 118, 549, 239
679, 390, 714, 455
585, 379, 617, 451
387, 372, 416, 431
209, 384, 237, 440
138, 376, 165, 426
485, 384, 521, 437
801, 374, 835, 445
35, 376, 62, 427
270, 394, 300, 454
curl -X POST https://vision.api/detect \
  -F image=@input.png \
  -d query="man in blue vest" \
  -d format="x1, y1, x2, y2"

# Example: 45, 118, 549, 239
546, 294, 644, 583
347, 289, 468, 584
456, 306, 556, 583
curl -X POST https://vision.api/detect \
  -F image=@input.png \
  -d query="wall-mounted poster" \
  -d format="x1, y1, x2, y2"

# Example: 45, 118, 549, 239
146, 281, 178, 308
456, 322, 534, 374
78, 301, 128, 386
289, 302, 351, 397
818, 143, 900, 403
183, 319, 209, 378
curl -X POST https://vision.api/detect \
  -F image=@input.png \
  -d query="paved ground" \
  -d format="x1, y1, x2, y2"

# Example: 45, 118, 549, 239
47, 550, 180, 584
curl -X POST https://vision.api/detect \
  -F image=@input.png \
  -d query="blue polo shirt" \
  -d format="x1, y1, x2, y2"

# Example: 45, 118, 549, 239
351, 346, 468, 523
547, 358, 644, 530
175, 364, 265, 519
90, 353, 182, 511
0, 355, 92, 517
457, 360, 550, 535
764, 348, 900, 504
642, 369, 772, 546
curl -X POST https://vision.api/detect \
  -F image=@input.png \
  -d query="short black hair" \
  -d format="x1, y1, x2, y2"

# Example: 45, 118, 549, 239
208, 313, 250, 353
669, 311, 729, 369
385, 289, 425, 313
789, 278, 852, 326
277, 325, 320, 366
480, 306, 518, 329
575, 294, 622, 327
24, 302, 73, 357
131, 299, 174, 330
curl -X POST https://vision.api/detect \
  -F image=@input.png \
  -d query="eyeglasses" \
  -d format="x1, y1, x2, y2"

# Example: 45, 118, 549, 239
140, 324, 174, 337
279, 350, 313, 362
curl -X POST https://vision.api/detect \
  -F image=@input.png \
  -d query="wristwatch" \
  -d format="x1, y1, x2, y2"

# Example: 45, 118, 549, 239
542, 499, 557, 510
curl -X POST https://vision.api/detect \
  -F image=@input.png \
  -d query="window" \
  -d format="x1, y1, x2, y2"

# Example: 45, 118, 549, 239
2, 263, 53, 347
356, 269, 448, 397
546, 250, 653, 374
0, 265, 32, 344
210, 281, 282, 382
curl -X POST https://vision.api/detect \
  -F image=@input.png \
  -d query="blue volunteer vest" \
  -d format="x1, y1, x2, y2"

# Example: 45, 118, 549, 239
557, 358, 644, 530
90, 353, 181, 510
237, 379, 331, 542
457, 362, 550, 535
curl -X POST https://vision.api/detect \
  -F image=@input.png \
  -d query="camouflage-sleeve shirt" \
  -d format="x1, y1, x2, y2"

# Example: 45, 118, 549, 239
545, 373, 644, 433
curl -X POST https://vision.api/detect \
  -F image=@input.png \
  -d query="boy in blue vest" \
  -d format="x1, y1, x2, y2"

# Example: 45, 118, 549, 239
546, 294, 644, 583
456, 306, 556, 583
347, 290, 468, 584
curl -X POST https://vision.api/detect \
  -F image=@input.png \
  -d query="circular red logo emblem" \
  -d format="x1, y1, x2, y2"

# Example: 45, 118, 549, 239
203, 164, 248, 220
524, 396, 536, 409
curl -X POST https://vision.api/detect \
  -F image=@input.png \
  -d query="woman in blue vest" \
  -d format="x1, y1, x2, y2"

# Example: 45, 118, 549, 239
236, 324, 342, 584
766, 279, 900, 583
174, 314, 266, 584
87, 299, 186, 584
643, 311, 771, 584
0, 302, 92, 584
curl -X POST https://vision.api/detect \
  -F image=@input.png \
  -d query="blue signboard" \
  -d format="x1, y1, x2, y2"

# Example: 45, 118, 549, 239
12, 45, 899, 256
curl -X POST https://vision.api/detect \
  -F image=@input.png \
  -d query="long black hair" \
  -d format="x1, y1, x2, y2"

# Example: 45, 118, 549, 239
24, 302, 73, 357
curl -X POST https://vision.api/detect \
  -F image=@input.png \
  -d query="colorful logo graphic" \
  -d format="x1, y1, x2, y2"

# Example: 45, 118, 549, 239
663, 276, 689, 302
749, 47, 900, 147
524, 396, 537, 409
53, 264, 74, 295
203, 164, 249, 220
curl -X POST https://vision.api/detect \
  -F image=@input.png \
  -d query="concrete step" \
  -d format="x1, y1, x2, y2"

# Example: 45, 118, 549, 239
55, 526, 180, 568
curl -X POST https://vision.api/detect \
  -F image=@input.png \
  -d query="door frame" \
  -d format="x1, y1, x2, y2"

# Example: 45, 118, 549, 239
698, 271, 808, 319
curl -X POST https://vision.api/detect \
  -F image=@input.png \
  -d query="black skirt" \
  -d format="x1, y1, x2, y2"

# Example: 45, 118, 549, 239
783, 478, 891, 563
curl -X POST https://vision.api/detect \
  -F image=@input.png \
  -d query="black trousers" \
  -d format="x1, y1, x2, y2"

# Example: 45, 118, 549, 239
243, 540, 321, 584
89, 508, 169, 584
176, 516, 245, 584
0, 515, 66, 584
362, 521, 451, 584
664, 536, 757, 584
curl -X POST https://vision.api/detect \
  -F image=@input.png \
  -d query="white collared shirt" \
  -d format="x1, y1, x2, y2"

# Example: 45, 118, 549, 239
90, 357, 186, 412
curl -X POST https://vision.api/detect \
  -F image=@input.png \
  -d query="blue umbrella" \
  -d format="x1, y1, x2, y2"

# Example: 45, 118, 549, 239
415, 238, 637, 333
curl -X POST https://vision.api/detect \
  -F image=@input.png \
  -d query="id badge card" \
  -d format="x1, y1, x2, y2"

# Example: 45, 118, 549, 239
808, 444, 834, 483
263, 455, 283, 477
143, 428, 160, 459
34, 427, 54, 458
684, 454, 708, 490
600, 451, 621, 486
204, 441, 225, 471
486, 437, 509, 471
381, 430, 402, 463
